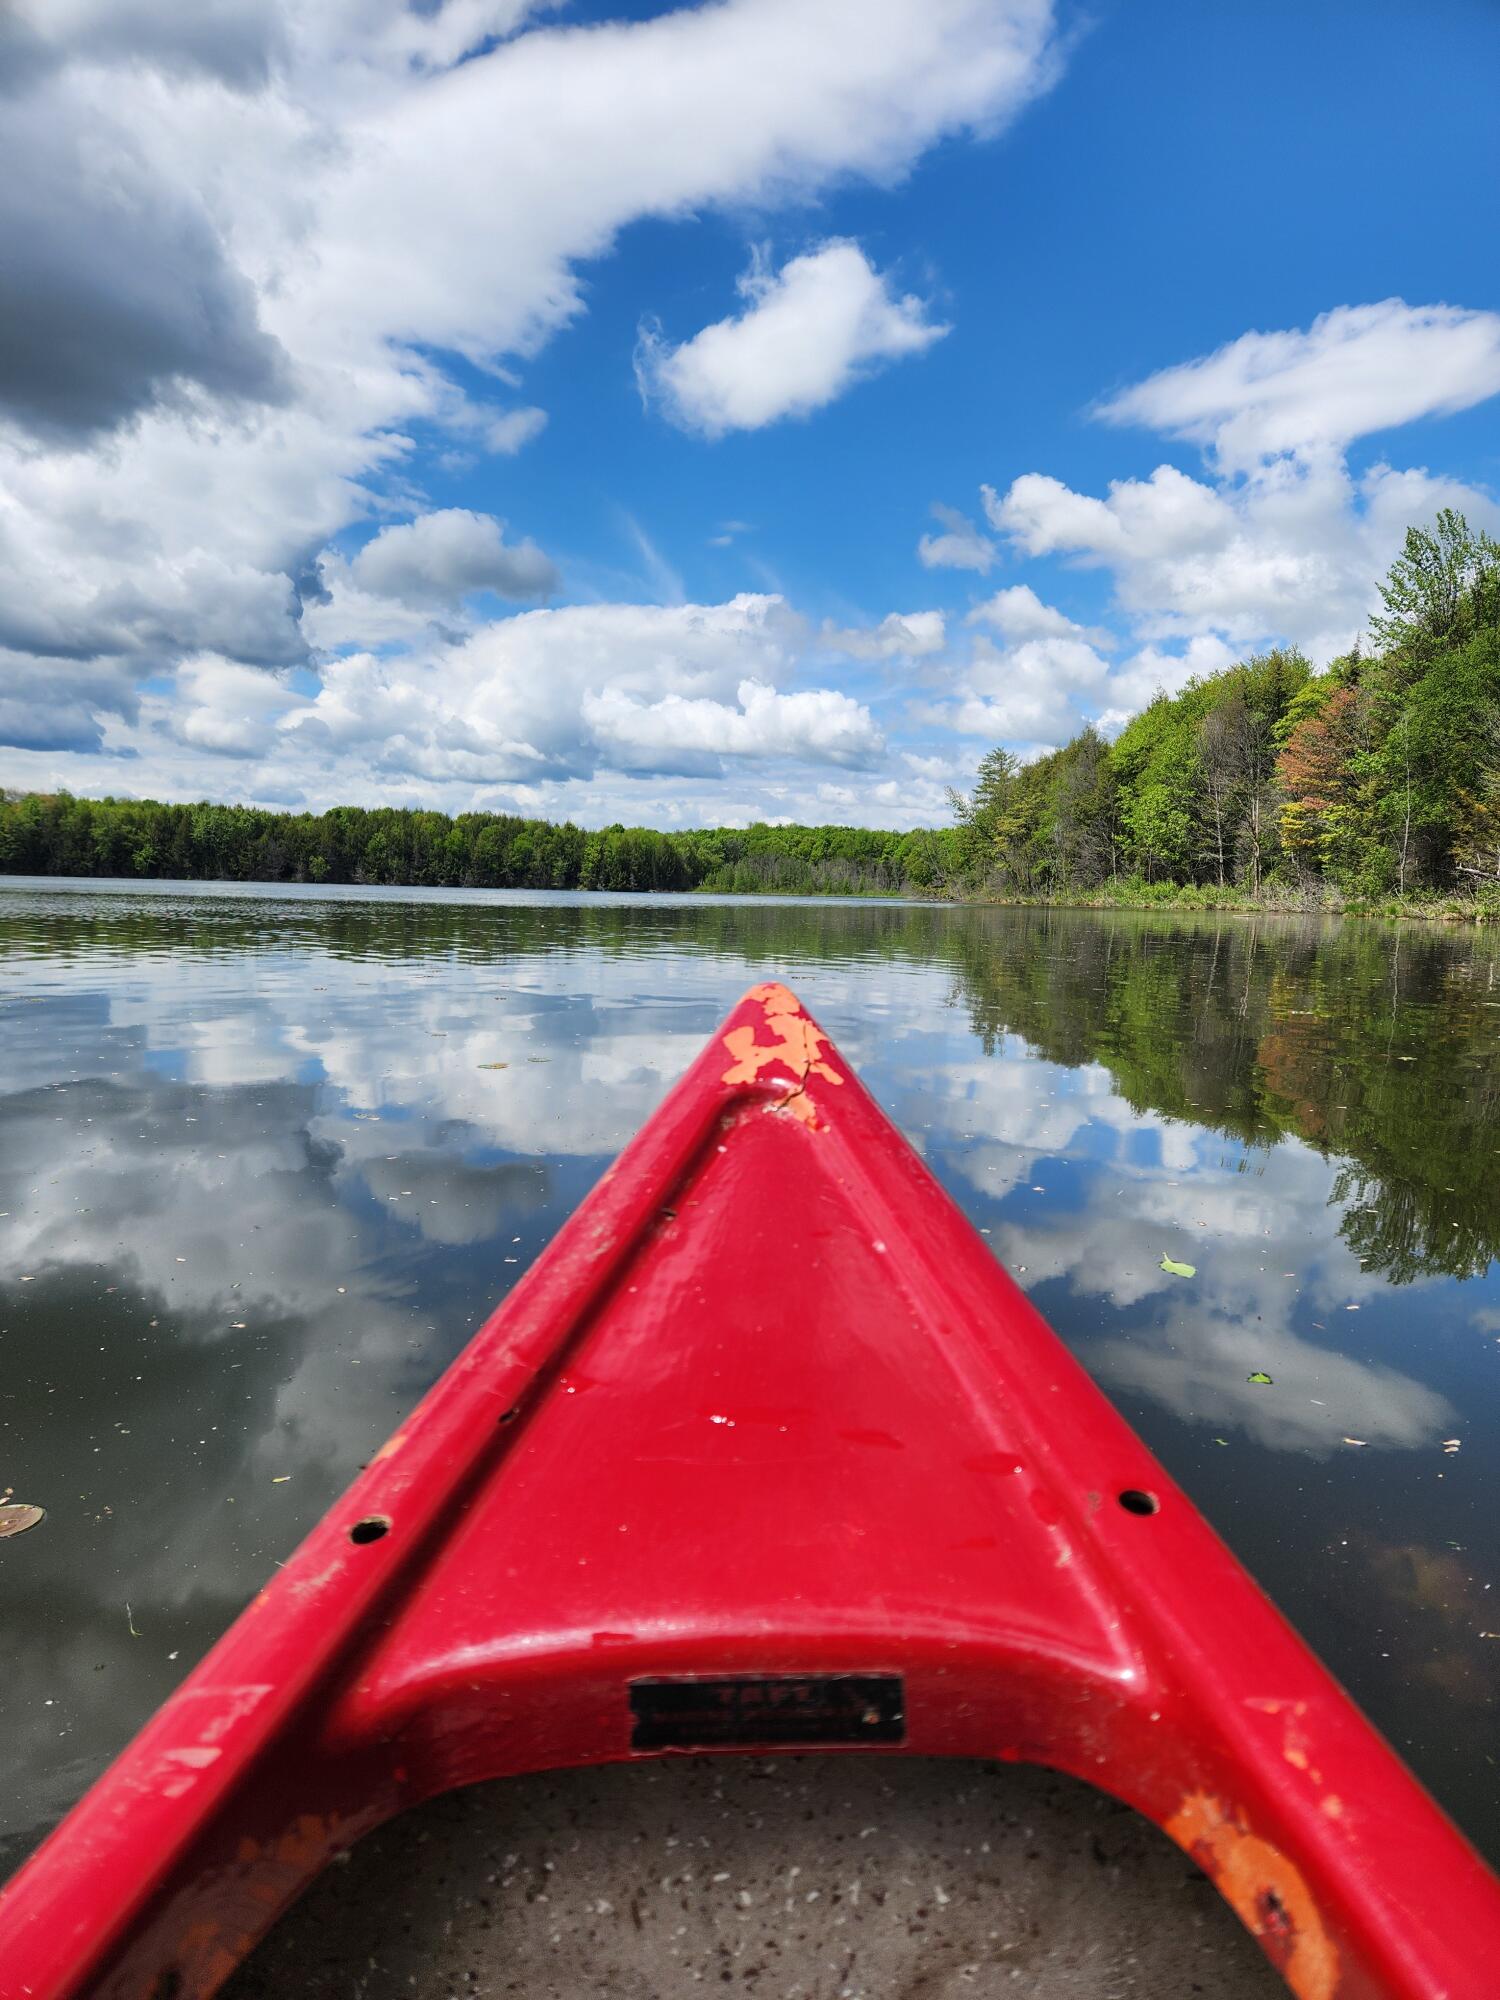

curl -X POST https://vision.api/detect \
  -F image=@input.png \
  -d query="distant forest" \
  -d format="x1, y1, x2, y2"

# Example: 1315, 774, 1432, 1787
4, 513, 1498, 904
0, 794, 945, 898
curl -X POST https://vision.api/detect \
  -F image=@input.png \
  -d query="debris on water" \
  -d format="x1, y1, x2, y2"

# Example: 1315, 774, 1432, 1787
126, 1603, 140, 1638
1213, 1437, 1228, 1446
272, 1475, 292, 1483
1342, 1437, 1368, 1447
478, 1062, 508, 1070
1247, 1371, 1273, 1386
1160, 1255, 1195, 1278
0, 1503, 45, 1538
1442, 1439, 1461, 1455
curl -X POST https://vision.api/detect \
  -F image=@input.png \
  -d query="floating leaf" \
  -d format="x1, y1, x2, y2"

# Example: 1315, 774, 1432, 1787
477, 1062, 508, 1070
1160, 1255, 1196, 1278
1247, 1371, 1273, 1386
0, 1503, 45, 1538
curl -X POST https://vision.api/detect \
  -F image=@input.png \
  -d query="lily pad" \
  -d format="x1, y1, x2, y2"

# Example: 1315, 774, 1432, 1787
1247, 1371, 1273, 1386
1160, 1255, 1196, 1278
0, 1503, 45, 1538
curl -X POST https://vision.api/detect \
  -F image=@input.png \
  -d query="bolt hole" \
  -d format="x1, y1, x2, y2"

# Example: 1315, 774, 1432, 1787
1118, 1488, 1159, 1516
349, 1515, 391, 1545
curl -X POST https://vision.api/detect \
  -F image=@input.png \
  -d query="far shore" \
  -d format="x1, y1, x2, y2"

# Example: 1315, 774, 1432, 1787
4, 867, 1499, 924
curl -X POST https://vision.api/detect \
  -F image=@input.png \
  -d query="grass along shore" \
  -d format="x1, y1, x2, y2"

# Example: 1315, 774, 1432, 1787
954, 876, 1500, 922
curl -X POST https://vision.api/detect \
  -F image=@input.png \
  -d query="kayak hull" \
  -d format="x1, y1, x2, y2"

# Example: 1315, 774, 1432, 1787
2, 983, 1497, 1999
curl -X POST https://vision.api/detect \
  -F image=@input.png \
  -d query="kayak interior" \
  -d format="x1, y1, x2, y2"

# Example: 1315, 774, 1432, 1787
224, 1756, 1283, 1998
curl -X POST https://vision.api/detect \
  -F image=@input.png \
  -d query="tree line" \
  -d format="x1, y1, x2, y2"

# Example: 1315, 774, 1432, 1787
0, 789, 956, 897
3, 511, 1497, 904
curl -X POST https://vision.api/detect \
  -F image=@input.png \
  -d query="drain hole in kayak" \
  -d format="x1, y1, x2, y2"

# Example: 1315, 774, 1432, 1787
349, 1516, 391, 1545
1118, 1489, 1159, 1516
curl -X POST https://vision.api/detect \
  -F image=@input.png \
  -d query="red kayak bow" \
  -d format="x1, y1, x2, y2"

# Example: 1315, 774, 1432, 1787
2, 984, 1497, 1998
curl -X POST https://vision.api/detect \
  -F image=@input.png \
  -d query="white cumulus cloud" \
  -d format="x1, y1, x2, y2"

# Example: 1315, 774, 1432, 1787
991, 451, 1500, 659
636, 241, 947, 437
583, 679, 882, 771
821, 610, 947, 659
915, 632, 1113, 746
917, 500, 998, 572
966, 583, 1114, 649
1098, 299, 1500, 473
349, 509, 559, 605
482, 406, 549, 456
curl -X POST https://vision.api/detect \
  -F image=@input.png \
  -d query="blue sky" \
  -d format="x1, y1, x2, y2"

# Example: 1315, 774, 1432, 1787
3, 0, 1499, 827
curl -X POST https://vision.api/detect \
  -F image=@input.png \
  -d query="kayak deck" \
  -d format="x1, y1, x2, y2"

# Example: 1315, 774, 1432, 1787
2, 983, 1498, 1998
224, 1757, 1283, 1998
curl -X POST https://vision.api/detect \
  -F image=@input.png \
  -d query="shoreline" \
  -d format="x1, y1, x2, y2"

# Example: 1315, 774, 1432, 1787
954, 884, 1499, 924
3, 867, 1497, 923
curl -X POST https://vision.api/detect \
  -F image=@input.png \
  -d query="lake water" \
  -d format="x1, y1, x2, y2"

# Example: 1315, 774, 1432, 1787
2, 878, 1497, 1876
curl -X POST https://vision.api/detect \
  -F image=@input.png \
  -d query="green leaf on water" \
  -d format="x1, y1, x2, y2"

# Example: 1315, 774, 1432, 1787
1160, 1255, 1196, 1278
1247, 1371, 1273, 1386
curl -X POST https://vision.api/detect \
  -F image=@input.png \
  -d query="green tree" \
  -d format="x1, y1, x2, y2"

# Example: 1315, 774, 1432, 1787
1369, 509, 1500, 664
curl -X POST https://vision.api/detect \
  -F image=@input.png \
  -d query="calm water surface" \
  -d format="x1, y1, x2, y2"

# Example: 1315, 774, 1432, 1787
2, 879, 1498, 1872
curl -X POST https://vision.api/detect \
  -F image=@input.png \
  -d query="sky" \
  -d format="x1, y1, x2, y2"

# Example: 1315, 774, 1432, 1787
2, 0, 1499, 831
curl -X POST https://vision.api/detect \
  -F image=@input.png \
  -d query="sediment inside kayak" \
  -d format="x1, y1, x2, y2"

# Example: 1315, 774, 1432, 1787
225, 1757, 1281, 1997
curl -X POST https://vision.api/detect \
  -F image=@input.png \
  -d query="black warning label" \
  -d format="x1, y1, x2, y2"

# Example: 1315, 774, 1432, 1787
629, 1674, 905, 1750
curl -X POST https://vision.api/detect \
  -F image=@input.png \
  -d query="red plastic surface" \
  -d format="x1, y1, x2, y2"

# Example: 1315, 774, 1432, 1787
2, 984, 1497, 1998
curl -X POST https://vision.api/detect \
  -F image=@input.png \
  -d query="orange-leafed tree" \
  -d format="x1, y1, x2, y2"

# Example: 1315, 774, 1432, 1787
1275, 681, 1364, 877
